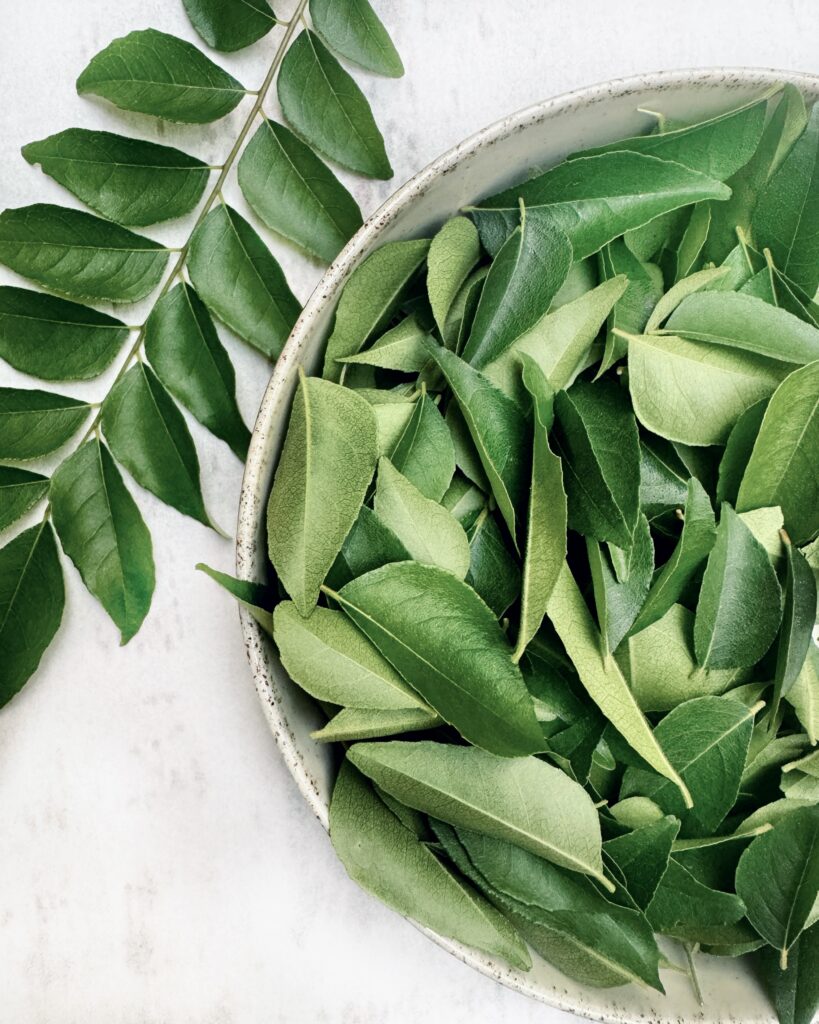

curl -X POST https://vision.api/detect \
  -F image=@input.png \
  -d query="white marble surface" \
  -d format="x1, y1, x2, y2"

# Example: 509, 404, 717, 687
0, 3, 815, 1022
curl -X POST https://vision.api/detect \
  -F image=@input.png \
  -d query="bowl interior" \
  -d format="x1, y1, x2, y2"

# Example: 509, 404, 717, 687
236, 68, 819, 1024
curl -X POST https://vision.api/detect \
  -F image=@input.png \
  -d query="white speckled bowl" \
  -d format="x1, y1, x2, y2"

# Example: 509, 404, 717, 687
236, 68, 818, 1024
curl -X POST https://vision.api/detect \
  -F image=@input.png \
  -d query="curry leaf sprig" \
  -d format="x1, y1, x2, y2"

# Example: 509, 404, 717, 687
242, 84, 819, 1022
0, 0, 405, 706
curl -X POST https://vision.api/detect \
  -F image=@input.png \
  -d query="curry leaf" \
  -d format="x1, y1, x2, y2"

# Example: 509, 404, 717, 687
341, 316, 431, 373
772, 542, 817, 712
313, 706, 439, 742
182, 0, 276, 52
388, 392, 455, 501
0, 387, 90, 461
310, 0, 404, 77
755, 924, 819, 1024
465, 508, 521, 617
603, 816, 679, 911
587, 513, 653, 654
0, 467, 49, 531
427, 216, 481, 336
716, 399, 768, 506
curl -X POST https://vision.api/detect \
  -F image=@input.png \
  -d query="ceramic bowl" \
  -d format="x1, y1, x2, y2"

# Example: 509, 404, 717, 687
236, 67, 819, 1024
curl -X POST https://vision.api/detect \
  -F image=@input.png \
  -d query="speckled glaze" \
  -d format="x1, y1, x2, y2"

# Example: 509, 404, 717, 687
236, 68, 818, 1024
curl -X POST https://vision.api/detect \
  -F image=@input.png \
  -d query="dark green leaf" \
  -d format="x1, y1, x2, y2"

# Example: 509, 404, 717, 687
0, 467, 49, 531
309, 0, 404, 77
76, 28, 246, 123
183, 0, 276, 51
646, 857, 745, 938
638, 434, 689, 521
0, 387, 90, 460
188, 204, 301, 359
388, 392, 455, 501
0, 204, 169, 303
596, 239, 662, 374
238, 119, 362, 263
465, 508, 520, 617
587, 513, 653, 654
603, 816, 679, 910
144, 283, 249, 460
195, 562, 274, 632
716, 398, 768, 506
755, 925, 819, 1024
22, 129, 210, 226
773, 542, 817, 711
50, 439, 154, 643
277, 29, 392, 179
0, 286, 128, 381
100, 363, 213, 528
327, 505, 410, 587
0, 522, 64, 706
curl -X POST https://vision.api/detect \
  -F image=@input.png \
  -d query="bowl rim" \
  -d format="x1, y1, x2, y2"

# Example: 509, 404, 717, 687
235, 65, 819, 1024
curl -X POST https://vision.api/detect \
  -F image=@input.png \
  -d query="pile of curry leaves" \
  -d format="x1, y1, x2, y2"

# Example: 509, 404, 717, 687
255, 84, 819, 1021
0, 0, 404, 705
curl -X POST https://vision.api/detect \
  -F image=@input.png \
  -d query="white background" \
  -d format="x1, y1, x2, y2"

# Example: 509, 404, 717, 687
0, 2, 815, 1022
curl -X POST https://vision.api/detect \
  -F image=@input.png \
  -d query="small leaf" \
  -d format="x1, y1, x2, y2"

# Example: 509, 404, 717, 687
427, 217, 481, 336
621, 696, 757, 837
188, 204, 301, 359
0, 467, 49, 531
342, 316, 431, 373
238, 119, 362, 263
312, 706, 438, 742
195, 562, 274, 632
0, 286, 129, 381
388, 392, 455, 501
373, 458, 470, 578
330, 762, 530, 969
753, 102, 819, 296
627, 332, 789, 446
638, 434, 689, 521
76, 28, 246, 123
736, 808, 819, 967
462, 209, 572, 369
428, 344, 527, 540
465, 508, 520, 617
323, 238, 429, 378
144, 283, 250, 460
0, 387, 90, 460
671, 201, 711, 282
50, 439, 154, 644
327, 505, 410, 587
101, 363, 213, 528
0, 522, 64, 707
22, 129, 210, 226
310, 0, 403, 77
278, 29, 392, 179
716, 398, 768, 506
772, 542, 817, 711
272, 600, 426, 710
182, 0, 276, 52
694, 504, 782, 669
587, 513, 653, 654
348, 739, 606, 883
0, 204, 169, 304
644, 265, 730, 332
513, 357, 566, 661
267, 373, 377, 615
737, 361, 819, 545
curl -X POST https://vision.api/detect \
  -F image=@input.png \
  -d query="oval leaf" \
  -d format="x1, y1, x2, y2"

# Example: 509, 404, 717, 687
182, 0, 276, 52
0, 467, 49, 531
427, 216, 481, 337
0, 387, 90, 460
387, 392, 455, 501
309, 0, 404, 77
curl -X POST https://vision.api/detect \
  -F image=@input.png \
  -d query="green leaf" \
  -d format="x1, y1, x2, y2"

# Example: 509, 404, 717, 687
443, 474, 486, 524
629, 478, 716, 636
76, 28, 246, 123
608, 796, 664, 829
0, 467, 49, 531
427, 217, 481, 336
0, 204, 169, 304
546, 562, 691, 806
603, 816, 679, 910
644, 265, 730, 332
664, 291, 819, 365
327, 505, 410, 587
773, 542, 817, 711
272, 600, 426, 710
22, 129, 210, 227
472, 151, 730, 259
429, 345, 527, 541
195, 562, 274, 632
737, 361, 819, 545
373, 458, 470, 577
484, 276, 626, 406
238, 119, 362, 263
624, 604, 746, 712
578, 90, 771, 180
144, 283, 249, 460
182, 0, 276, 51
188, 204, 301, 360
465, 508, 520, 617
512, 357, 566, 661
0, 387, 90, 460
462, 209, 571, 369
736, 808, 819, 967
443, 266, 487, 353
553, 380, 640, 554
646, 857, 745, 938
310, 0, 403, 77
323, 239, 429, 378
627, 331, 788, 446
694, 504, 782, 669
341, 316, 431, 373
388, 392, 455, 501
787, 647, 819, 745
330, 563, 543, 756
587, 513, 653, 654
622, 696, 757, 837
753, 103, 819, 296
277, 29, 392, 179
638, 434, 689, 522
671, 202, 711, 282
596, 239, 663, 374
267, 373, 377, 616
348, 739, 606, 883
716, 398, 768, 506
755, 924, 819, 1024
313, 706, 439, 742
100, 363, 213, 528
50, 439, 154, 644
771, 264, 819, 329
330, 762, 530, 969
0, 286, 129, 381
0, 521, 64, 707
